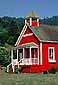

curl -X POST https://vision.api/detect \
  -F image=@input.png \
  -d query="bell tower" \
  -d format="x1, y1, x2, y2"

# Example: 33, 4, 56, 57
25, 11, 39, 27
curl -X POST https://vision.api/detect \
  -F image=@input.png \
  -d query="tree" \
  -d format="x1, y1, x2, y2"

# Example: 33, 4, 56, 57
0, 47, 10, 67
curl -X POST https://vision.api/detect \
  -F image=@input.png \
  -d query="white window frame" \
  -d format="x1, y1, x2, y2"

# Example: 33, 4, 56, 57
48, 47, 56, 63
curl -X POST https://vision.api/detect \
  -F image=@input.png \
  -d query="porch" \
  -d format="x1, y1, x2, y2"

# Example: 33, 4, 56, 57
11, 43, 39, 65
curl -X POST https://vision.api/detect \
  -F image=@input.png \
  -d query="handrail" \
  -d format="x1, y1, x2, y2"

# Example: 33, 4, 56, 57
19, 58, 24, 63
18, 58, 38, 65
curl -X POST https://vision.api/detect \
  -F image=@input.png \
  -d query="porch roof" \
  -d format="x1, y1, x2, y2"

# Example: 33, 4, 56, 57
12, 43, 38, 49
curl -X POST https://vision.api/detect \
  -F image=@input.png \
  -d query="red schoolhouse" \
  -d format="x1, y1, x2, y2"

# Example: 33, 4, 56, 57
7, 11, 58, 73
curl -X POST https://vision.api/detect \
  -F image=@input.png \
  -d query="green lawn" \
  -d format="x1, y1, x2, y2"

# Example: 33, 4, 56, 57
0, 72, 58, 85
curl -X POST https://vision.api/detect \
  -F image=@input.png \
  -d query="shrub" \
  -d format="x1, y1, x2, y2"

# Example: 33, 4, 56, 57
48, 67, 56, 74
15, 67, 21, 74
43, 71, 48, 74
1, 67, 7, 72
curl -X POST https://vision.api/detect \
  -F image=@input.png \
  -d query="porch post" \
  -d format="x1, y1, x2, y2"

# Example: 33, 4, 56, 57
17, 49, 18, 61
30, 18, 32, 26
38, 48, 39, 64
30, 47, 32, 64
40, 43, 42, 65
11, 49, 14, 72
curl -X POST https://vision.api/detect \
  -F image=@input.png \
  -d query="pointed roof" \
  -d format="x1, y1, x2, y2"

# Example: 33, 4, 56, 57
25, 11, 38, 18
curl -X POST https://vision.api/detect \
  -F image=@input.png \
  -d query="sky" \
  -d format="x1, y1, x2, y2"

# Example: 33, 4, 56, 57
0, 0, 58, 18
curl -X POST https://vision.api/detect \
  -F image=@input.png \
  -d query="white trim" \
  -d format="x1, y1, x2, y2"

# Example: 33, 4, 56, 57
30, 18, 32, 26
40, 43, 42, 65
48, 47, 56, 63
40, 40, 58, 43
12, 66, 15, 72
37, 19, 39, 26
15, 25, 27, 46
38, 47, 39, 64
25, 19, 27, 24
18, 42, 38, 47
48, 60, 56, 63
23, 33, 33, 37
31, 46, 38, 48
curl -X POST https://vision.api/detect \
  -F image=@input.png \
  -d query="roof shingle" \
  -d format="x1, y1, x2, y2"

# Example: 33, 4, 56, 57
30, 25, 58, 42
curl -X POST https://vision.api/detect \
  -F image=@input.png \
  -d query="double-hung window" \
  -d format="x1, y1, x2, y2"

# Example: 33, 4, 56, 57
48, 47, 56, 63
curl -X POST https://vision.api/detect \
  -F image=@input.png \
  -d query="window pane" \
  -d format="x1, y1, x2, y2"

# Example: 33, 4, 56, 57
49, 48, 53, 60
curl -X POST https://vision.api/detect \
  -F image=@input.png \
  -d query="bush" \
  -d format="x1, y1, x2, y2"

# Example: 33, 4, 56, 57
48, 67, 56, 74
15, 67, 21, 74
1, 67, 7, 72
0, 46, 10, 67
43, 71, 48, 74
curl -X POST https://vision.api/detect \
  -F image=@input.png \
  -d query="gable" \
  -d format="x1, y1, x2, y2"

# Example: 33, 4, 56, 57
19, 33, 39, 45
15, 25, 39, 46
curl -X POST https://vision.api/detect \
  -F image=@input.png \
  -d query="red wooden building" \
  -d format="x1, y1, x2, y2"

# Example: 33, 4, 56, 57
7, 11, 58, 73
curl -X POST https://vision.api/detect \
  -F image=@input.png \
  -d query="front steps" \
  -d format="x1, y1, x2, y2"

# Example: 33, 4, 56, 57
7, 64, 49, 73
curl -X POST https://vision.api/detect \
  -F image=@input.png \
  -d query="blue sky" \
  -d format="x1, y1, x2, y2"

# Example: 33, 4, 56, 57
0, 0, 58, 18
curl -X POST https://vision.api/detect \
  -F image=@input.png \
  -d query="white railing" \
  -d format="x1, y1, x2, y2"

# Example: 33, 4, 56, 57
7, 63, 12, 72
7, 59, 19, 72
19, 58, 38, 65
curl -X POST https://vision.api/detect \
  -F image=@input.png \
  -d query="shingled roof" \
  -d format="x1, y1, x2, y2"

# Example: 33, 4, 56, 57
30, 25, 58, 42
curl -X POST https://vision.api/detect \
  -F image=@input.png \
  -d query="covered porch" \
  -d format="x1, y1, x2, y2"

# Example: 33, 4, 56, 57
11, 43, 39, 66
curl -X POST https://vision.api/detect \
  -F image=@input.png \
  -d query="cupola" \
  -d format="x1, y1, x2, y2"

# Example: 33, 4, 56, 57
25, 11, 39, 27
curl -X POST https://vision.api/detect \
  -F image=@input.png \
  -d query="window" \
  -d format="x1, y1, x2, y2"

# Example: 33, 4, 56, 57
48, 47, 56, 63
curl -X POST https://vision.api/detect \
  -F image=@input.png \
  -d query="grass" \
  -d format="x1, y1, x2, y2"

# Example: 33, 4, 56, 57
0, 71, 58, 85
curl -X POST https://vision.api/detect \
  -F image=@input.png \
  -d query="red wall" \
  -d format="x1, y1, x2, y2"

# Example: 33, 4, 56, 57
32, 21, 38, 26
24, 28, 32, 34
27, 21, 38, 27
42, 43, 58, 69
19, 28, 39, 45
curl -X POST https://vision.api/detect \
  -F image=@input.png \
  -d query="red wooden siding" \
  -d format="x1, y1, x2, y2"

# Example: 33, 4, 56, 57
24, 28, 32, 34
19, 28, 39, 45
32, 21, 38, 26
42, 43, 58, 70
27, 21, 38, 27
19, 34, 39, 45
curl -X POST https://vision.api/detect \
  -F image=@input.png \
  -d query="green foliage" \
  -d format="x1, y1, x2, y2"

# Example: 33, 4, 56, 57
0, 16, 24, 45
0, 46, 10, 67
48, 67, 56, 74
40, 15, 58, 25
15, 67, 21, 74
43, 71, 48, 74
